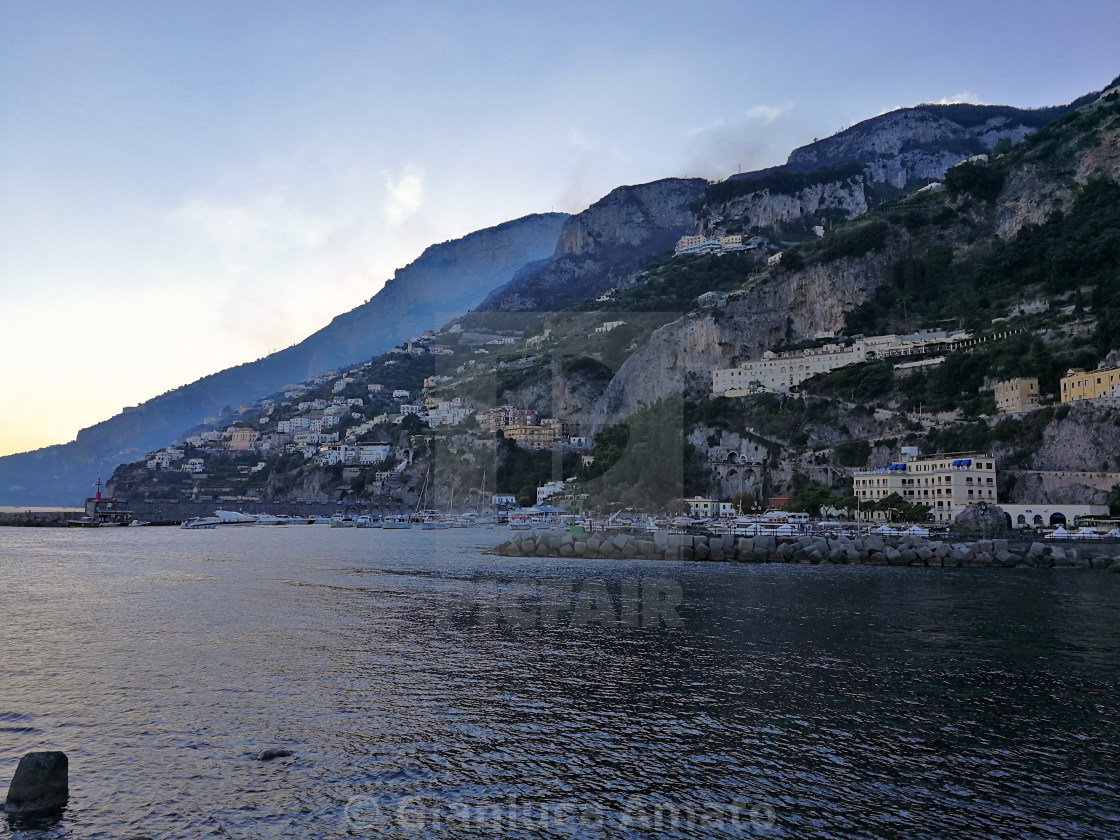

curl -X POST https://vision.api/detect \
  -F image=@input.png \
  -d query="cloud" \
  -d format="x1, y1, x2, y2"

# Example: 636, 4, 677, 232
384, 163, 424, 225
677, 102, 797, 180
745, 102, 792, 125
172, 189, 339, 274
566, 128, 593, 151
686, 118, 725, 138
935, 91, 985, 105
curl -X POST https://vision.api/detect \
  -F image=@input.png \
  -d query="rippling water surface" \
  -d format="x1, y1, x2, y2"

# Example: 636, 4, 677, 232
1, 527, 1118, 838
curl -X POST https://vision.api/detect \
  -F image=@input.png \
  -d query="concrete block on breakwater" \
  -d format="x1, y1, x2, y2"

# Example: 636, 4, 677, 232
490, 530, 1120, 571
3, 751, 68, 817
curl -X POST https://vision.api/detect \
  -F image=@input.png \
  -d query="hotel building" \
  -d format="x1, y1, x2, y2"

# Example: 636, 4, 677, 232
853, 449, 997, 523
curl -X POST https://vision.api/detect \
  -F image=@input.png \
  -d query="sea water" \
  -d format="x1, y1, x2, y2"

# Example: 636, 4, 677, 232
1, 526, 1118, 838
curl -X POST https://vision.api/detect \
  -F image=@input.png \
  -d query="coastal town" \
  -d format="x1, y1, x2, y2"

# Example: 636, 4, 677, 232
96, 287, 1120, 535
32, 84, 1120, 542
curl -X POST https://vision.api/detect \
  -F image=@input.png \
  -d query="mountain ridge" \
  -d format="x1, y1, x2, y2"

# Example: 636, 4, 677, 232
9, 75, 1120, 506
0, 212, 567, 504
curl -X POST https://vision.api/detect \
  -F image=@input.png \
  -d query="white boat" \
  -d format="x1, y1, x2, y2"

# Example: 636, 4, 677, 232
329, 514, 356, 528
214, 510, 258, 525
255, 514, 284, 525
182, 509, 257, 528
355, 515, 381, 528
382, 515, 412, 529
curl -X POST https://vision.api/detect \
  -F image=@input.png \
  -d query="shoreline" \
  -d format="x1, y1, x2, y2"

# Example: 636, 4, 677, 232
492, 529, 1120, 570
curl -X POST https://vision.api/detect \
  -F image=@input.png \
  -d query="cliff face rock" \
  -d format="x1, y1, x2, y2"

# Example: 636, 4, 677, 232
994, 164, 1074, 239
593, 252, 893, 425
786, 106, 1044, 187
557, 178, 704, 255
0, 213, 567, 505
699, 104, 1080, 244
1027, 402, 1120, 472
996, 106, 1120, 238
481, 179, 707, 311
703, 178, 870, 237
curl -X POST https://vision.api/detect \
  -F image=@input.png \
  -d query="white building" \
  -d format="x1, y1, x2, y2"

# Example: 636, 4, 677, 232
713, 342, 873, 394
683, 497, 720, 517
308, 416, 341, 432
1000, 504, 1109, 529
425, 405, 473, 427
277, 417, 312, 433
536, 480, 567, 505
712, 331, 972, 395
147, 448, 185, 469
392, 389, 411, 399
357, 444, 391, 465
594, 320, 626, 334
293, 431, 339, 445
853, 450, 997, 523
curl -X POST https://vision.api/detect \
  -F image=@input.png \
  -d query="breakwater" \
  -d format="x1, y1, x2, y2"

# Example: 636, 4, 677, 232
0, 509, 85, 527
493, 530, 1120, 570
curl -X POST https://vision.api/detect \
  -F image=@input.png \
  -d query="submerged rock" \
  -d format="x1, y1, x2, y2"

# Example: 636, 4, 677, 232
3, 751, 68, 816
254, 749, 294, 762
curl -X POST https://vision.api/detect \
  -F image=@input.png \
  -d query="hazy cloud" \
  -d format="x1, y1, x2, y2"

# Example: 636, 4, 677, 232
686, 118, 726, 138
746, 102, 793, 125
678, 104, 797, 180
935, 91, 985, 105
384, 164, 425, 225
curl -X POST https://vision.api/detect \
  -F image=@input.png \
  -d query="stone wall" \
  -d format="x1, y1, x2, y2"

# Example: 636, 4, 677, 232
492, 529, 1120, 571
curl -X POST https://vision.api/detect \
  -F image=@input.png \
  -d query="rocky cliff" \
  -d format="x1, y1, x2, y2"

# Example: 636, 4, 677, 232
0, 213, 567, 504
700, 176, 870, 238
996, 94, 1120, 238
594, 251, 894, 425
480, 179, 707, 311
785, 104, 1057, 184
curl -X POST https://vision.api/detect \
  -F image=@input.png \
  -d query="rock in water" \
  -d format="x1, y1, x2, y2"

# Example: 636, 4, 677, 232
4, 751, 68, 816
254, 749, 293, 761
952, 502, 1010, 539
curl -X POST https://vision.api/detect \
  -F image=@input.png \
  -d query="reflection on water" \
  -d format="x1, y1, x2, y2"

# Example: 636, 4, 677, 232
0, 527, 1118, 838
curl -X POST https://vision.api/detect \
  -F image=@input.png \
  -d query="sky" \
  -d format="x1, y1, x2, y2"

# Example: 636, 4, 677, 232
1, 0, 1118, 458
